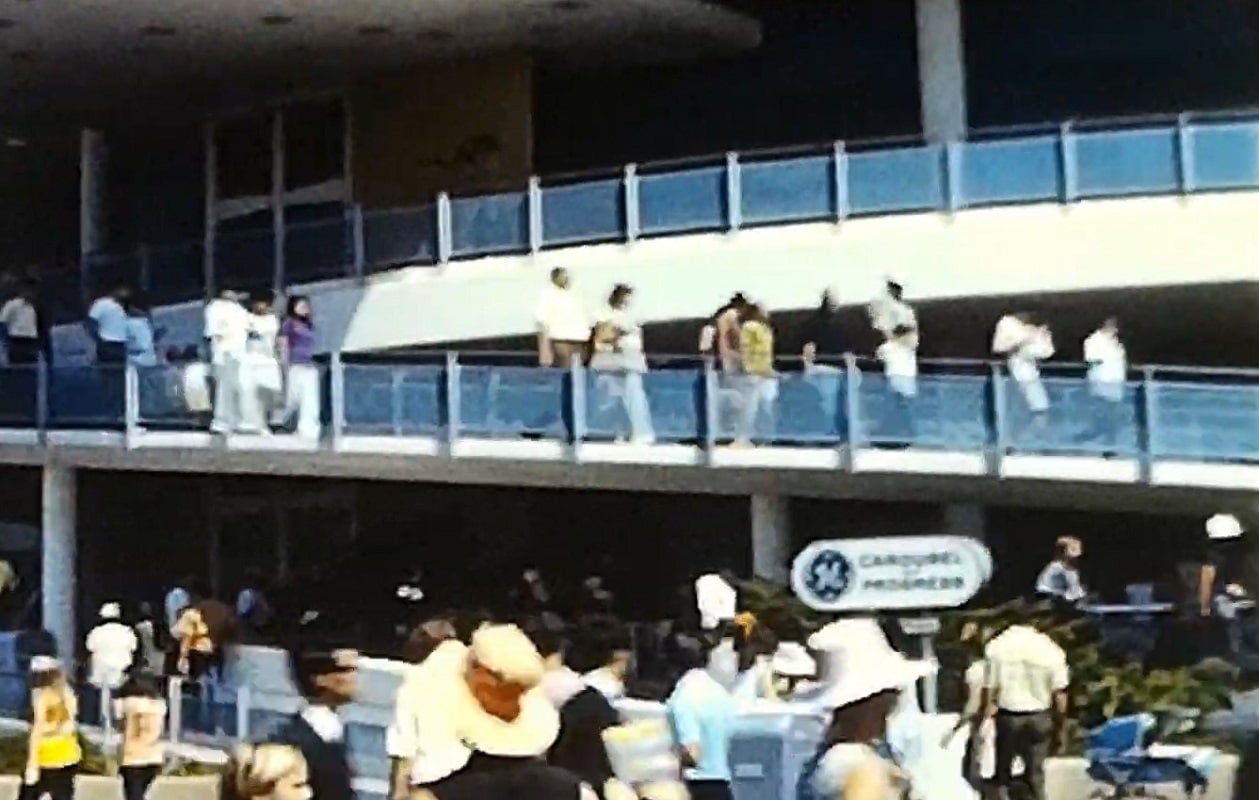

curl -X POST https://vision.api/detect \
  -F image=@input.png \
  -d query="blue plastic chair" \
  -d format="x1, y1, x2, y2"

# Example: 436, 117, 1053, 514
1084, 712, 1212, 797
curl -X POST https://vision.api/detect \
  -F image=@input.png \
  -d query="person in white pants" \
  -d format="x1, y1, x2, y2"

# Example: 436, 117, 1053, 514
204, 290, 250, 434
240, 292, 282, 434
278, 295, 321, 440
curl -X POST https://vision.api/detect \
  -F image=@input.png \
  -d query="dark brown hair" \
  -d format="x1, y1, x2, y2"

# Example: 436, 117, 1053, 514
822, 689, 900, 748
402, 617, 456, 663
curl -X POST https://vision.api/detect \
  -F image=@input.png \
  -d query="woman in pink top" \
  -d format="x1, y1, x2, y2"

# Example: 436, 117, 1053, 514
114, 674, 168, 800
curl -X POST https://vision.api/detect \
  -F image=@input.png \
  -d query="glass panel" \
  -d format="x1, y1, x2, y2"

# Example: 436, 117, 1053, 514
1148, 380, 1259, 463
959, 136, 1061, 206
638, 166, 727, 236
1074, 127, 1179, 197
1000, 375, 1140, 456
853, 371, 989, 450
0, 365, 38, 427
285, 205, 350, 284
846, 146, 945, 215
342, 363, 446, 436
214, 223, 274, 296
450, 192, 528, 257
541, 179, 625, 246
216, 112, 272, 199
740, 155, 834, 225
47, 364, 125, 428
147, 241, 205, 307
136, 364, 203, 430
362, 206, 438, 272
84, 251, 141, 296
1188, 121, 1259, 191
775, 368, 847, 444
584, 368, 701, 444
284, 98, 346, 190
457, 364, 569, 440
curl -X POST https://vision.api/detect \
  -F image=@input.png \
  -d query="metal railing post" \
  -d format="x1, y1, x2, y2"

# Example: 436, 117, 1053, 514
569, 353, 586, 460
1058, 122, 1079, 203
350, 204, 366, 280
703, 359, 719, 458
833, 141, 849, 221
843, 352, 860, 469
124, 362, 140, 446
990, 363, 1007, 473
35, 356, 48, 442
329, 353, 345, 448
236, 684, 250, 744
725, 152, 742, 232
1139, 366, 1157, 482
944, 141, 963, 213
167, 676, 183, 747
527, 176, 544, 255
1176, 114, 1195, 194
445, 351, 461, 453
624, 163, 640, 243
436, 192, 453, 267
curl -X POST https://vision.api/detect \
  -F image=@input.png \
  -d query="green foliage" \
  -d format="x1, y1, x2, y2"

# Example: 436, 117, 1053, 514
737, 585, 1240, 754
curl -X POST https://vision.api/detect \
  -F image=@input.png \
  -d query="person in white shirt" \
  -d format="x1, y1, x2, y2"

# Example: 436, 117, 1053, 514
588, 283, 654, 444
1081, 318, 1127, 450
124, 296, 162, 367
86, 284, 132, 365
204, 290, 251, 434
868, 278, 918, 345
534, 268, 589, 368
0, 281, 40, 365
876, 324, 919, 444
239, 292, 282, 434
992, 312, 1054, 438
86, 603, 138, 692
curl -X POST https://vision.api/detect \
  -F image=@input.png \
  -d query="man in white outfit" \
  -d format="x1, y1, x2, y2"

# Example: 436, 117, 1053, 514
1081, 318, 1127, 450
992, 312, 1054, 442
86, 602, 137, 692
204, 290, 250, 434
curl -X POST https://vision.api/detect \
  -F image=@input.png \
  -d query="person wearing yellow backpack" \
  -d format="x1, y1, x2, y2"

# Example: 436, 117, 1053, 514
23, 656, 81, 800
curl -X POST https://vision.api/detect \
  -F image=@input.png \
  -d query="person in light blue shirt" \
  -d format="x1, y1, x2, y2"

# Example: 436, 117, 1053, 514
666, 634, 735, 800
85, 284, 131, 364
124, 295, 163, 367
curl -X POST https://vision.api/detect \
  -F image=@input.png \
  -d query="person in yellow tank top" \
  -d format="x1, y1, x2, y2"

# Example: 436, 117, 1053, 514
23, 656, 81, 800
735, 305, 777, 447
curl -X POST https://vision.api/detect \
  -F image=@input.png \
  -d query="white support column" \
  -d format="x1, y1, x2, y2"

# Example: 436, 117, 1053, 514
750, 494, 791, 584
915, 0, 968, 142
41, 466, 77, 661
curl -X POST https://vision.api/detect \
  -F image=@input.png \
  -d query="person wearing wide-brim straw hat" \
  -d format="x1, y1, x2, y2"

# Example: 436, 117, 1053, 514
801, 618, 932, 800
412, 624, 594, 800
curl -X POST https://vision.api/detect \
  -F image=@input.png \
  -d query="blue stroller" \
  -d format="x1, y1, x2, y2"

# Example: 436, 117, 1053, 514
1084, 710, 1218, 798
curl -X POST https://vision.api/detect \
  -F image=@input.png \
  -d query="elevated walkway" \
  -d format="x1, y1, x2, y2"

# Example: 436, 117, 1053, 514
51, 116, 1259, 362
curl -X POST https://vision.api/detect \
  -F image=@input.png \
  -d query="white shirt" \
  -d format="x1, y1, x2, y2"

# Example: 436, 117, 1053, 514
86, 621, 138, 684
869, 295, 917, 338
877, 339, 918, 397
246, 313, 280, 360
993, 316, 1054, 383
88, 297, 129, 343
301, 704, 345, 743
984, 625, 1070, 713
534, 285, 589, 343
204, 299, 250, 364
583, 667, 625, 700
385, 640, 472, 785
125, 317, 158, 366
0, 297, 37, 339
1083, 329, 1126, 400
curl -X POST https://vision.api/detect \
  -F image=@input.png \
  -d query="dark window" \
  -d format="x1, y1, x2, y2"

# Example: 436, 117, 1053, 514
217, 112, 272, 199
284, 98, 346, 190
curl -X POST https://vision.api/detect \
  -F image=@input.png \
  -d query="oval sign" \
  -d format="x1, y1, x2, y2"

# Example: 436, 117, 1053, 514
791, 536, 992, 612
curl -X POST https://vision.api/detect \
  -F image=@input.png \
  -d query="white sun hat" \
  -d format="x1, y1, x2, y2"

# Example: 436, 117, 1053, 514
99, 602, 121, 620
771, 642, 817, 678
694, 574, 737, 631
1206, 513, 1244, 541
806, 618, 934, 710
29, 655, 60, 673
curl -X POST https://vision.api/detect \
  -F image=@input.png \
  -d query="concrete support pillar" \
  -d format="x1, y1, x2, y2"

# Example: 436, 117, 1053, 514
915, 0, 968, 142
750, 494, 791, 584
41, 466, 77, 660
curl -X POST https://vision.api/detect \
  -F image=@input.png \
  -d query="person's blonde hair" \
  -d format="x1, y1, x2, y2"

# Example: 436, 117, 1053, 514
225, 744, 305, 800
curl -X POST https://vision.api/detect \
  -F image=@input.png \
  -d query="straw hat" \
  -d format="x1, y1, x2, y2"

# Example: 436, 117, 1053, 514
446, 624, 559, 757
1206, 513, 1244, 541
694, 574, 737, 631
806, 618, 933, 709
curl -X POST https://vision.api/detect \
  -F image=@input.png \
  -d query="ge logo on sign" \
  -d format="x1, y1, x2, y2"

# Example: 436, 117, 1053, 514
803, 548, 852, 603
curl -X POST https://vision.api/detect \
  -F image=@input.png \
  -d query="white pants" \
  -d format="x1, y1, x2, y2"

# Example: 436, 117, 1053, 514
281, 364, 321, 438
239, 359, 281, 432
211, 358, 241, 432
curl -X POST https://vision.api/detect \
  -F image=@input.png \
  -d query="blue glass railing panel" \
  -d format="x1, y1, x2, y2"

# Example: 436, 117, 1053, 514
47, 365, 124, 428
0, 366, 37, 427
846, 146, 945, 215
854, 373, 989, 449
775, 369, 848, 444
362, 206, 437, 272
214, 226, 274, 295
342, 364, 446, 436
1074, 127, 1179, 197
147, 242, 205, 307
638, 166, 727, 236
1148, 380, 1259, 463
1001, 376, 1141, 455
450, 192, 529, 257
1187, 122, 1259, 191
84, 252, 141, 296
584, 368, 702, 443
286, 215, 352, 284
740, 155, 835, 225
136, 365, 203, 429
959, 136, 1061, 206
541, 179, 625, 245
457, 365, 569, 440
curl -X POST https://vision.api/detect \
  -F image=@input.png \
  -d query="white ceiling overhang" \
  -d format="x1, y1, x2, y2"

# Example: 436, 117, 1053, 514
0, 0, 761, 118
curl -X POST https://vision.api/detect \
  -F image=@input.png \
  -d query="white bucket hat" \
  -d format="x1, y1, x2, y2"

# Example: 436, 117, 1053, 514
99, 602, 121, 620
1206, 513, 1244, 541
694, 574, 737, 631
806, 618, 934, 709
